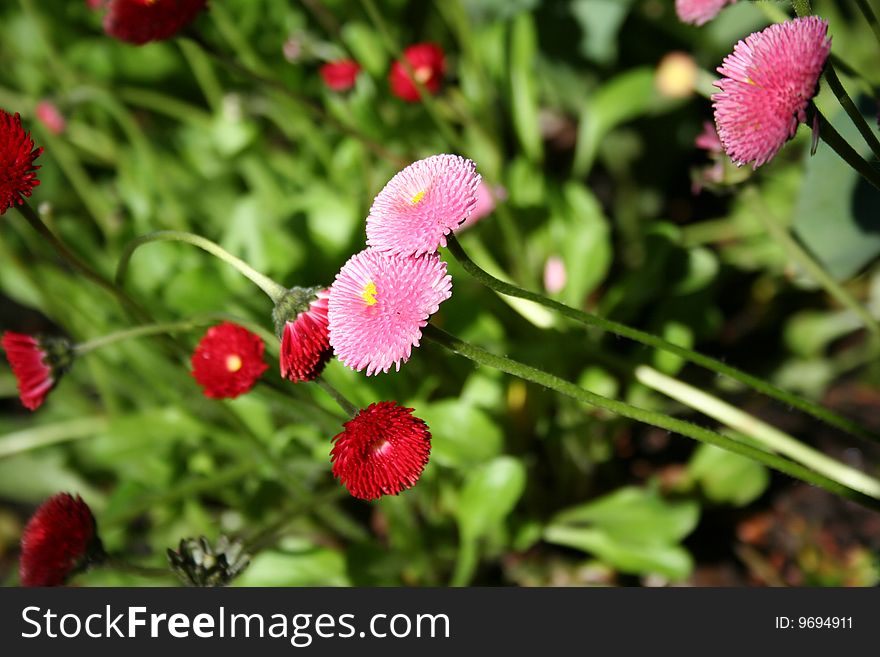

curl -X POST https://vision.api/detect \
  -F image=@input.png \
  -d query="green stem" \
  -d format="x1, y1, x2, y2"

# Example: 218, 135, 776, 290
102, 556, 170, 579
746, 186, 880, 343
74, 320, 207, 355
854, 0, 880, 51
823, 63, 880, 162
423, 325, 880, 510
814, 107, 880, 192
115, 230, 288, 303
315, 377, 359, 418
444, 233, 878, 443
635, 365, 880, 498
790, 0, 812, 17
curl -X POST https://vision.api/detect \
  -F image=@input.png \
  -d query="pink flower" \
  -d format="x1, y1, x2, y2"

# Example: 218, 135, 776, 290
328, 248, 452, 376
366, 154, 481, 257
320, 60, 361, 92
331, 401, 431, 501
35, 101, 66, 136
455, 181, 505, 232
695, 121, 723, 153
712, 17, 831, 168
543, 256, 567, 294
676, 0, 737, 26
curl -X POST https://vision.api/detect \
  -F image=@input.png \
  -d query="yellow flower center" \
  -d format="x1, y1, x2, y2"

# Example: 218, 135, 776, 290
361, 281, 378, 306
226, 354, 243, 373
410, 190, 426, 205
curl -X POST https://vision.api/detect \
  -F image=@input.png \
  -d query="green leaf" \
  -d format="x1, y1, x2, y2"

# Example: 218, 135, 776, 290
234, 543, 349, 587
509, 13, 543, 163
570, 0, 635, 65
689, 444, 770, 506
456, 456, 527, 541
418, 400, 503, 468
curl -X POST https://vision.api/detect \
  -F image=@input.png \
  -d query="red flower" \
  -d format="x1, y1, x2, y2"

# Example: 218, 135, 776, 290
279, 289, 332, 383
389, 43, 446, 102
0, 110, 43, 215
103, 0, 208, 45
191, 322, 268, 399
330, 401, 431, 501
2, 332, 72, 411
320, 60, 361, 92
20, 493, 102, 587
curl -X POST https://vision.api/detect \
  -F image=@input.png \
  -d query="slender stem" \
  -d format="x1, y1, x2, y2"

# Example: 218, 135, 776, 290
791, 0, 812, 17
74, 320, 207, 355
635, 365, 880, 498
115, 230, 288, 303
102, 556, 170, 579
746, 186, 880, 344
16, 201, 152, 323
424, 325, 880, 510
854, 0, 880, 51
815, 107, 880, 192
444, 233, 878, 443
315, 377, 359, 418
823, 62, 880, 161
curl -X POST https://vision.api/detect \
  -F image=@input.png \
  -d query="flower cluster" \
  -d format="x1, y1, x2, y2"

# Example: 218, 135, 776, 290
319, 43, 446, 102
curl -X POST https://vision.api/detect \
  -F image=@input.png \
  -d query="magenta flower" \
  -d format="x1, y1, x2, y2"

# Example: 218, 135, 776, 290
695, 121, 723, 154
366, 154, 481, 257
676, 0, 737, 26
712, 16, 831, 168
328, 248, 452, 376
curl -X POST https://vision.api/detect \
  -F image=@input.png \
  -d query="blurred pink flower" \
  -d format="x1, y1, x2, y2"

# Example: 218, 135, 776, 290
712, 17, 831, 168
328, 248, 452, 376
543, 256, 567, 294
455, 181, 506, 232
366, 154, 481, 257
676, 0, 737, 26
695, 121, 723, 153
35, 101, 66, 135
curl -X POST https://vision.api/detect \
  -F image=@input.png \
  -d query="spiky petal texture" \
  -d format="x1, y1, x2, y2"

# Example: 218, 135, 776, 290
280, 289, 332, 382
712, 16, 831, 168
389, 43, 446, 102
320, 60, 361, 91
1, 332, 71, 411
330, 401, 431, 500
0, 110, 42, 214
103, 0, 207, 45
20, 493, 101, 587
676, 0, 737, 26
328, 249, 452, 376
191, 322, 268, 399
366, 154, 481, 257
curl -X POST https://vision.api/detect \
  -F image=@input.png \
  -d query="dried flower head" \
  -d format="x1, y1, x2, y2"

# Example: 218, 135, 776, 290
389, 43, 446, 102
366, 154, 481, 257
2, 332, 72, 411
103, 0, 207, 45
331, 401, 431, 500
191, 322, 268, 399
328, 249, 452, 376
274, 287, 332, 383
676, 0, 737, 26
20, 493, 102, 587
712, 16, 831, 168
0, 109, 43, 214
320, 59, 361, 91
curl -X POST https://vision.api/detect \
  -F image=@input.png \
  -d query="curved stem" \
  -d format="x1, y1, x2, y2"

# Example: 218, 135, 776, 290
746, 186, 880, 344
315, 376, 359, 418
423, 325, 880, 510
815, 107, 880, 192
823, 62, 880, 162
635, 365, 880, 498
102, 556, 170, 579
445, 233, 878, 443
854, 0, 880, 52
115, 230, 288, 303
74, 320, 206, 355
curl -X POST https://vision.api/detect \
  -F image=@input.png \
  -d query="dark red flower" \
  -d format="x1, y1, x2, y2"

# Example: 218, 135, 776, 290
0, 110, 43, 215
389, 43, 446, 102
20, 493, 102, 587
191, 322, 268, 399
103, 0, 207, 45
320, 60, 361, 92
330, 401, 431, 501
279, 289, 332, 382
2, 332, 72, 411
